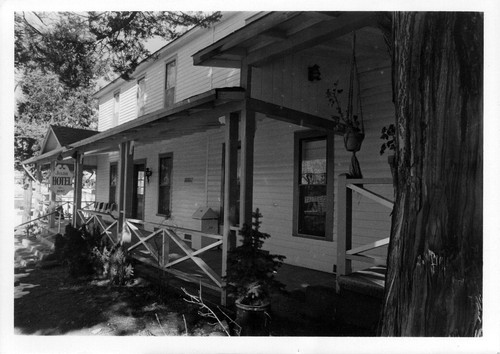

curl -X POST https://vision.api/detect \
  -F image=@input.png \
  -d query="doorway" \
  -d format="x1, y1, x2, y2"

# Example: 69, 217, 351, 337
132, 162, 145, 220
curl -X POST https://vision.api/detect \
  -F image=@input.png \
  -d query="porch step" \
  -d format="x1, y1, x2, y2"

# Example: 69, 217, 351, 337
334, 266, 386, 330
337, 265, 386, 299
15, 234, 55, 269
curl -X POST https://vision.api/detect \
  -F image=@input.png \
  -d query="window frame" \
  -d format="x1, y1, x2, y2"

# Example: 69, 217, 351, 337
164, 58, 177, 109
157, 152, 173, 217
292, 130, 335, 241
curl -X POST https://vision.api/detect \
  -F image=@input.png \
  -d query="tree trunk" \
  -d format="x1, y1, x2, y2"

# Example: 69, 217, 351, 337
380, 12, 483, 336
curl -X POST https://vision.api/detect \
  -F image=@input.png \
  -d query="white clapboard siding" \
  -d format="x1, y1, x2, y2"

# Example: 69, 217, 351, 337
119, 80, 139, 124
95, 155, 110, 201
94, 152, 119, 203
96, 12, 258, 131
129, 127, 225, 231
98, 96, 113, 132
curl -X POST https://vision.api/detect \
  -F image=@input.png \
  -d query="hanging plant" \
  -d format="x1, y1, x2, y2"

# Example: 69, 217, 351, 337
325, 32, 364, 178
326, 81, 365, 152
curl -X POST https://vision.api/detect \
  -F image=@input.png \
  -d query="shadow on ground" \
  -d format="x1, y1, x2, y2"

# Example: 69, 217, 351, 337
14, 263, 198, 336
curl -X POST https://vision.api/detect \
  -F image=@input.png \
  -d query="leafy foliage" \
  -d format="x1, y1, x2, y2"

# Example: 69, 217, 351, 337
55, 224, 134, 284
379, 123, 396, 155
224, 209, 285, 306
14, 69, 97, 170
93, 244, 135, 286
15, 11, 222, 85
326, 80, 362, 133
57, 224, 99, 277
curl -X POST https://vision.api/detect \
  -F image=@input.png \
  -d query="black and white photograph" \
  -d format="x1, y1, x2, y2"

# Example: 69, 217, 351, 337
1, 1, 499, 353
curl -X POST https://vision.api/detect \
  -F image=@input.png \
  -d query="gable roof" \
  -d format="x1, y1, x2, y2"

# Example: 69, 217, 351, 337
40, 125, 99, 154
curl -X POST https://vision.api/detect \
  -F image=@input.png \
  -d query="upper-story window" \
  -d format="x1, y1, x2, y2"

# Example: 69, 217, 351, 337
113, 92, 120, 126
164, 60, 176, 109
137, 77, 146, 116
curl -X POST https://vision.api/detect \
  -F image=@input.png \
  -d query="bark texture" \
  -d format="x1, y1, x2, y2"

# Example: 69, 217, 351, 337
380, 12, 483, 336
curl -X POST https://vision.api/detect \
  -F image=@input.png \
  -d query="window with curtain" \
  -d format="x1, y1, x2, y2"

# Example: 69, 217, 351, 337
158, 153, 173, 216
164, 60, 176, 109
294, 130, 334, 240
137, 77, 146, 116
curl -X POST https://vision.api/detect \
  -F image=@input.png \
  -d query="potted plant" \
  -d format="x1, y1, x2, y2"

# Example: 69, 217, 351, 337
326, 81, 365, 152
224, 209, 285, 336
380, 123, 396, 177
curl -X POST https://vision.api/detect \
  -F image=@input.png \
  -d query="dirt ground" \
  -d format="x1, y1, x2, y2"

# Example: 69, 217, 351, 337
14, 260, 230, 336
14, 261, 373, 337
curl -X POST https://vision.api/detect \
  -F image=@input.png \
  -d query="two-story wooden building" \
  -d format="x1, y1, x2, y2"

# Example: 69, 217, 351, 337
24, 11, 395, 306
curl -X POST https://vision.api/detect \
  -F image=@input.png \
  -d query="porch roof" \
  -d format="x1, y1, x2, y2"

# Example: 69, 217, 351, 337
22, 87, 246, 166
193, 11, 378, 68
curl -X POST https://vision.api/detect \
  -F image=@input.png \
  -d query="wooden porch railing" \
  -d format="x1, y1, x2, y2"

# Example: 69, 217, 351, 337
76, 202, 119, 246
337, 174, 394, 277
123, 219, 224, 293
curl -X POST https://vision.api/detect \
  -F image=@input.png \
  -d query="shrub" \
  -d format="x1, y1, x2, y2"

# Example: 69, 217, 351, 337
60, 225, 95, 277
92, 244, 134, 286
224, 209, 285, 306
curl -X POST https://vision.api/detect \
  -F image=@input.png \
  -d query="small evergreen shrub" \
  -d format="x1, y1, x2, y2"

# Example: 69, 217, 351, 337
224, 209, 286, 306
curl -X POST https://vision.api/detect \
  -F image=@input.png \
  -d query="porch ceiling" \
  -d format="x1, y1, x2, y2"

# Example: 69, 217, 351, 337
193, 11, 379, 68
22, 88, 245, 166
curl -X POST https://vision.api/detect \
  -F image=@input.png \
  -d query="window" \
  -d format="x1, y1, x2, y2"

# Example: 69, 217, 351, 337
137, 77, 146, 116
164, 60, 176, 108
293, 131, 334, 240
113, 92, 120, 126
109, 163, 118, 204
158, 153, 173, 216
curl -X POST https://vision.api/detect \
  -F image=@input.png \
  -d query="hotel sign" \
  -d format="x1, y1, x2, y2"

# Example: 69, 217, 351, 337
50, 164, 74, 195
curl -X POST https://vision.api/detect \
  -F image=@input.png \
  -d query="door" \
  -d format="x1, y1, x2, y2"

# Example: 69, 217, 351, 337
132, 163, 145, 220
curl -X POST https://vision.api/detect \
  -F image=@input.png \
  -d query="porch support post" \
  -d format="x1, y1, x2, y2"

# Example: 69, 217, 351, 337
336, 173, 352, 286
221, 112, 239, 306
239, 61, 255, 228
22, 178, 33, 224
34, 166, 42, 219
72, 152, 83, 228
239, 105, 255, 228
49, 160, 56, 228
118, 141, 134, 245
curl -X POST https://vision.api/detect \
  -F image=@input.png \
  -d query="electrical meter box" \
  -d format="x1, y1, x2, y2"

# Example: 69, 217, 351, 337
191, 207, 219, 249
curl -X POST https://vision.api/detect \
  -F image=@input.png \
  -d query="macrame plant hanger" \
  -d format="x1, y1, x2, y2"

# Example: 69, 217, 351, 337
346, 31, 364, 178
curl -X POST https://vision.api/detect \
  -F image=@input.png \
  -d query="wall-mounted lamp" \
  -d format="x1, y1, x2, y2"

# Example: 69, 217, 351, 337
308, 64, 321, 81
145, 168, 153, 184
57, 152, 63, 161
